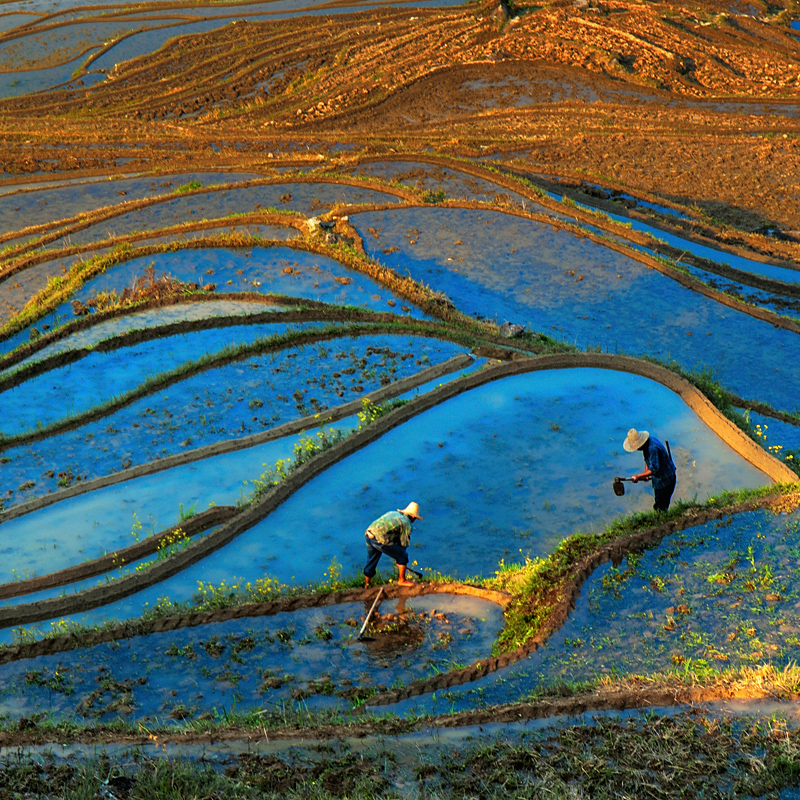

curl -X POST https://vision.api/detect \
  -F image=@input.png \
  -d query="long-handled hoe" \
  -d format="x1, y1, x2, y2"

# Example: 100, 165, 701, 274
357, 568, 426, 641
357, 586, 384, 642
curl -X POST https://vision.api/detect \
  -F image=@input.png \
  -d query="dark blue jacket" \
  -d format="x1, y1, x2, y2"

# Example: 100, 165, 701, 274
642, 437, 676, 490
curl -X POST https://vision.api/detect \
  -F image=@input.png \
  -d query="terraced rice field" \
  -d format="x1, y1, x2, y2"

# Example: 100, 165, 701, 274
1, 0, 800, 795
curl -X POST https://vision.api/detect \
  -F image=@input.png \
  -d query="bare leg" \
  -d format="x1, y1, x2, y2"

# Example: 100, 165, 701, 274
397, 564, 415, 587
364, 575, 371, 587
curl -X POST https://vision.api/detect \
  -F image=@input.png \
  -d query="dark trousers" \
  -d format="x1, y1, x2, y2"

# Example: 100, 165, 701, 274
363, 533, 408, 578
653, 475, 676, 512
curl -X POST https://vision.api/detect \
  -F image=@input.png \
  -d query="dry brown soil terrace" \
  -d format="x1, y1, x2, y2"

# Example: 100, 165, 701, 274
1, 0, 800, 241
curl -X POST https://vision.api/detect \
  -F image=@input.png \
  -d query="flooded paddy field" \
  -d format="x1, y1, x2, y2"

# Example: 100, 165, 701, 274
188, 368, 771, 592
38, 180, 405, 249
0, 331, 471, 505
354, 205, 800, 410
0, 172, 262, 236
553, 507, 800, 677
0, 164, 796, 760
0, 244, 423, 354
0, 593, 503, 723
0, 365, 772, 629
402, 504, 800, 717
0, 429, 303, 586
1, 0, 800, 789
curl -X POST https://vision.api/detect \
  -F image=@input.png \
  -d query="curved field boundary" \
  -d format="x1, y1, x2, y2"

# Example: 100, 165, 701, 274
365, 493, 800, 706
0, 505, 236, 601
351, 153, 800, 297
0, 353, 793, 642
337, 197, 800, 337
0, 583, 510, 666
0, 676, 786, 747
10, 332, 485, 458
0, 352, 475, 523
427, 674, 796, 730
0, 308, 456, 393
6, 344, 786, 527
0, 213, 304, 285
0, 291, 312, 373
7, 189, 799, 364
728, 392, 800, 427
1, 222, 480, 344
0, 174, 418, 260
0, 321, 481, 452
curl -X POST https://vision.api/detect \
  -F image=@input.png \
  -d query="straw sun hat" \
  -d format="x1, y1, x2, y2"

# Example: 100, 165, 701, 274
398, 501, 423, 520
623, 428, 650, 452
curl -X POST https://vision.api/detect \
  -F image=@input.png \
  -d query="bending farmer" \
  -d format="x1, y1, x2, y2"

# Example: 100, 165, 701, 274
363, 502, 422, 587
623, 428, 677, 511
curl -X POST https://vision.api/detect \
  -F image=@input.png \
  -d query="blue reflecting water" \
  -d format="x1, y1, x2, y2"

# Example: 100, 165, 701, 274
45, 182, 403, 249
389, 506, 800, 715
353, 207, 800, 410
134, 369, 770, 605
0, 431, 303, 583
543, 188, 800, 285
0, 245, 423, 355
0, 593, 502, 722
0, 368, 769, 619
0, 55, 96, 99
2, 321, 321, 433
0, 333, 469, 502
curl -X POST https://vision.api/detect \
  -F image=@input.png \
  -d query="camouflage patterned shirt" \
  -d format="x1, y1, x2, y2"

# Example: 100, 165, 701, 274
367, 510, 412, 547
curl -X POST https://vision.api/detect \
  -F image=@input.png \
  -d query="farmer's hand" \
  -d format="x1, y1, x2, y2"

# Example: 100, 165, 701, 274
631, 475, 639, 483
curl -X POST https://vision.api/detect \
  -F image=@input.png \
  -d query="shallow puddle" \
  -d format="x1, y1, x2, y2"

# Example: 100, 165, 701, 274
0, 703, 797, 799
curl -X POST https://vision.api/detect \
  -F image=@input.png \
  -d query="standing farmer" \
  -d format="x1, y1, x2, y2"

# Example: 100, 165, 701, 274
623, 428, 677, 511
363, 502, 422, 587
